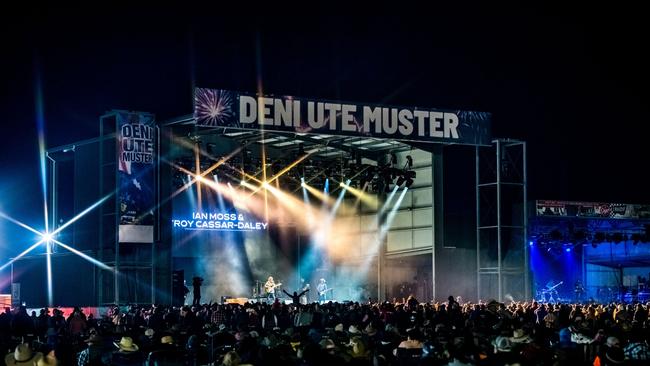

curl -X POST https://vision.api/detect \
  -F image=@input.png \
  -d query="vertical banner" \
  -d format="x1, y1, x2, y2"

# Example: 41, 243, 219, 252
117, 112, 156, 243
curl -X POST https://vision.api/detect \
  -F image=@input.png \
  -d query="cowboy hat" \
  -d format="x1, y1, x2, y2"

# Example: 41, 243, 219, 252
160, 336, 174, 345
144, 328, 155, 337
348, 325, 361, 334
510, 329, 532, 343
334, 323, 344, 332
5, 344, 43, 366
114, 337, 139, 352
320, 338, 336, 350
364, 323, 377, 336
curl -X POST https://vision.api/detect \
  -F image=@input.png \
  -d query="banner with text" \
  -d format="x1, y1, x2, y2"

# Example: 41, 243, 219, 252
172, 211, 268, 232
117, 111, 156, 243
536, 200, 650, 219
194, 88, 491, 145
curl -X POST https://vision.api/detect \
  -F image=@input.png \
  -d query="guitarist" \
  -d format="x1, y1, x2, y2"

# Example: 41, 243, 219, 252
545, 279, 563, 303
317, 278, 330, 303
264, 276, 281, 302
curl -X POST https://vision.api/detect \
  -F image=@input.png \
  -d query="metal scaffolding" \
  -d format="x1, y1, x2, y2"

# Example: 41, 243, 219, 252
476, 139, 528, 302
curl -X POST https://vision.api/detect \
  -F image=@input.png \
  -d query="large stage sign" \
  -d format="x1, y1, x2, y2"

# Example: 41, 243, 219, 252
194, 88, 491, 145
172, 211, 268, 231
536, 200, 650, 219
117, 112, 156, 243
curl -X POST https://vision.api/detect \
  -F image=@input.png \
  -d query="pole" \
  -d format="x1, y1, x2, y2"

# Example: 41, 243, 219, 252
496, 141, 502, 302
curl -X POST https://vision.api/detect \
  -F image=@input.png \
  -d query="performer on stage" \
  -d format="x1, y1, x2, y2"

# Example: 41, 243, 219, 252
192, 276, 204, 306
545, 279, 562, 303
264, 276, 281, 302
317, 278, 330, 303
574, 279, 585, 302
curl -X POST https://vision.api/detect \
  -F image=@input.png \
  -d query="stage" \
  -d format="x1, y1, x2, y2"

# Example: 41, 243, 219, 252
4, 87, 535, 307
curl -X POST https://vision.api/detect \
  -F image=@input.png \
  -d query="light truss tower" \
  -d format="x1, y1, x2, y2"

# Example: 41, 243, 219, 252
476, 139, 528, 302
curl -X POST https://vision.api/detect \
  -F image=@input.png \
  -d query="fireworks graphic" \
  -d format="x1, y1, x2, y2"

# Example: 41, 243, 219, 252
194, 88, 236, 127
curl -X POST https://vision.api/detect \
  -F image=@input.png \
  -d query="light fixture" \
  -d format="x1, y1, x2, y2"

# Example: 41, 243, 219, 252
395, 175, 405, 187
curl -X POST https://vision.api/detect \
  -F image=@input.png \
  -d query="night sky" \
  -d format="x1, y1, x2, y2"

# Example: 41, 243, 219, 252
1, 9, 648, 261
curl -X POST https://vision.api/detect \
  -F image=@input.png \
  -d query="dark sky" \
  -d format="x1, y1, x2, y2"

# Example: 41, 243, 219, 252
1, 9, 648, 259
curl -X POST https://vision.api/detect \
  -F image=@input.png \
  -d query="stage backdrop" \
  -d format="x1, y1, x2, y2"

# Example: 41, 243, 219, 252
117, 112, 156, 243
194, 88, 491, 146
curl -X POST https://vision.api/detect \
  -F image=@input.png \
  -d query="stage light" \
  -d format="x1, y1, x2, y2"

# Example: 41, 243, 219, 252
406, 155, 413, 168
529, 241, 534, 246
262, 181, 270, 189
395, 175, 405, 187
42, 232, 53, 242
339, 182, 345, 187
565, 247, 571, 253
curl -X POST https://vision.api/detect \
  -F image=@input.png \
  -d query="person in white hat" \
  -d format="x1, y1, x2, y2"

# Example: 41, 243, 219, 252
5, 344, 43, 366
510, 329, 532, 344
114, 336, 139, 352
317, 278, 330, 303
111, 336, 142, 365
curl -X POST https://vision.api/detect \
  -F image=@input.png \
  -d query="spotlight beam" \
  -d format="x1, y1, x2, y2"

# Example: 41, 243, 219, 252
0, 211, 43, 236
378, 185, 400, 216
0, 238, 45, 271
339, 181, 378, 208
246, 152, 313, 197
34, 68, 49, 235
330, 179, 351, 217
359, 187, 409, 272
51, 193, 112, 236
46, 240, 53, 306
302, 182, 336, 206
51, 239, 113, 271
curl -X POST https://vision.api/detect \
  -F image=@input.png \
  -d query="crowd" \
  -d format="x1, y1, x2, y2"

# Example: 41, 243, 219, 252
1, 296, 649, 365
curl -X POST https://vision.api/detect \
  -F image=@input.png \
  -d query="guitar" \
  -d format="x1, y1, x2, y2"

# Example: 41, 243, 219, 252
264, 283, 282, 293
544, 281, 563, 292
318, 288, 334, 296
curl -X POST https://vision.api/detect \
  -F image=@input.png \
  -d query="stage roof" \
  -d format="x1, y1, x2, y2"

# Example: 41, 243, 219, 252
162, 114, 420, 161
